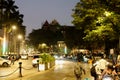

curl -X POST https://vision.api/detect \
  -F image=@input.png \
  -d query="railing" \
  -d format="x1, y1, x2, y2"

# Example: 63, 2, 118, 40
0, 61, 55, 78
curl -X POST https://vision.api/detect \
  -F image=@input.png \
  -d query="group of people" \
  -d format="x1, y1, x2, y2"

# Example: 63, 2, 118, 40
91, 56, 120, 80
73, 54, 120, 80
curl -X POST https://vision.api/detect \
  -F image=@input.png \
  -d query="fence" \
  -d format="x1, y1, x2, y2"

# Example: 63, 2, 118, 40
0, 61, 48, 78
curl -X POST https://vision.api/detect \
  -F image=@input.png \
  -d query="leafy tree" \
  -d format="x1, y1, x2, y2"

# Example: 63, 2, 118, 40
0, 0, 26, 53
63, 27, 85, 49
28, 29, 63, 49
0, 0, 26, 34
72, 0, 120, 55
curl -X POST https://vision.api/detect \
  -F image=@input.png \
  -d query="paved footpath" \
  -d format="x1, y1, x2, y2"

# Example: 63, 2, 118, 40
16, 59, 94, 80
0, 59, 94, 80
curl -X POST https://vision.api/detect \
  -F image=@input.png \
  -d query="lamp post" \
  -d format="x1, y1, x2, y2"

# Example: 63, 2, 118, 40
17, 34, 23, 54
12, 25, 17, 54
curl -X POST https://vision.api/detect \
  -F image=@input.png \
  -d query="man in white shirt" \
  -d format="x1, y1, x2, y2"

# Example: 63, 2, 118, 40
94, 57, 109, 79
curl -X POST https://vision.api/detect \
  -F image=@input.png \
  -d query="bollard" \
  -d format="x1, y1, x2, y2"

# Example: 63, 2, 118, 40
37, 60, 40, 72
19, 62, 22, 77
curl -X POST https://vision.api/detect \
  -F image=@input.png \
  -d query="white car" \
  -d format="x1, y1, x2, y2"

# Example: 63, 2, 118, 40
53, 54, 63, 60
32, 54, 42, 67
0, 57, 11, 67
21, 54, 28, 60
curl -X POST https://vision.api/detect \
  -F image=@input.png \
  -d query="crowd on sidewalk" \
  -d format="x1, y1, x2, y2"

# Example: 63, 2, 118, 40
90, 52, 120, 80
73, 50, 120, 80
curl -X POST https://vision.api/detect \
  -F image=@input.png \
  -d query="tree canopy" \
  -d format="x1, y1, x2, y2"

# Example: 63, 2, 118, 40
0, 0, 26, 35
72, 0, 120, 51
28, 29, 63, 49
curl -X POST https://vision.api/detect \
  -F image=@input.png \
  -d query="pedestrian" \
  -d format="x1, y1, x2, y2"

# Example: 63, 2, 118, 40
76, 52, 84, 62
11, 56, 15, 65
74, 59, 86, 80
94, 56, 109, 72
90, 64, 98, 80
99, 64, 117, 80
112, 53, 117, 65
90, 56, 109, 80
114, 63, 120, 79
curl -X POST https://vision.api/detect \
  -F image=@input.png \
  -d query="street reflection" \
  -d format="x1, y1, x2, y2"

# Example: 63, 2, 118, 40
55, 60, 64, 65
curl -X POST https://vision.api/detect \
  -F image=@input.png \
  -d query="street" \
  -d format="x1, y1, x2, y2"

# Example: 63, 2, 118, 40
0, 58, 94, 80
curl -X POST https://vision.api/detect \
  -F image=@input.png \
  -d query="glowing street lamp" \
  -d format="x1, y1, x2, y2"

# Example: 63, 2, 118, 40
12, 25, 17, 54
2, 25, 17, 54
17, 34, 23, 54
18, 34, 22, 40
12, 25, 17, 30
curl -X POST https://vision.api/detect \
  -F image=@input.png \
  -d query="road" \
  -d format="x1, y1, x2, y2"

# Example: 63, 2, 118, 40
0, 58, 94, 80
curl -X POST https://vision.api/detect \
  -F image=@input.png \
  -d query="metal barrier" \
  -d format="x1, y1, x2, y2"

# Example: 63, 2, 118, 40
22, 66, 34, 70
0, 62, 34, 78
0, 61, 54, 78
18, 62, 36, 77
0, 68, 19, 77
19, 62, 22, 77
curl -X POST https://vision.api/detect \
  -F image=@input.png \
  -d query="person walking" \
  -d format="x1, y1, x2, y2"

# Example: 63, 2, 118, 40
99, 64, 117, 80
10, 56, 15, 65
74, 60, 86, 80
91, 56, 109, 80
90, 64, 98, 80
76, 52, 84, 62
94, 56, 109, 72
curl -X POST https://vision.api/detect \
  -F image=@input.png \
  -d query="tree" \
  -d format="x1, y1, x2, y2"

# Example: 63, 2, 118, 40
0, 0, 25, 34
0, 0, 26, 53
63, 27, 85, 49
28, 29, 63, 50
72, 0, 120, 55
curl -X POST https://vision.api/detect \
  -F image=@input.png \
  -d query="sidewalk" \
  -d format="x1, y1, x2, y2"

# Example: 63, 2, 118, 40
0, 59, 94, 80
15, 60, 94, 80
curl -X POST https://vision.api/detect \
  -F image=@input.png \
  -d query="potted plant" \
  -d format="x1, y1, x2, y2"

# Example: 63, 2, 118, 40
40, 53, 50, 70
49, 55, 55, 68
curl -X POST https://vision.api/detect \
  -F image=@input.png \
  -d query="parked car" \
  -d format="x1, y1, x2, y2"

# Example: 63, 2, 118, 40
21, 54, 28, 60
0, 57, 11, 67
0, 55, 9, 60
53, 54, 63, 60
32, 54, 42, 67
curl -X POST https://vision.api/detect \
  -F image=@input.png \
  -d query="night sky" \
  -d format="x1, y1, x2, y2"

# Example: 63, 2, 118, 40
15, 0, 79, 36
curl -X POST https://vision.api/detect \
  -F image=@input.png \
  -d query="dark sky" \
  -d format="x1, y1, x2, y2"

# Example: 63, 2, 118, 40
15, 0, 79, 36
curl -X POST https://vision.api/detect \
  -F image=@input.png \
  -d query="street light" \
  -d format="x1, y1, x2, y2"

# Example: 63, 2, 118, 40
12, 25, 17, 30
2, 24, 17, 55
17, 34, 23, 54
12, 25, 17, 54
18, 34, 22, 40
